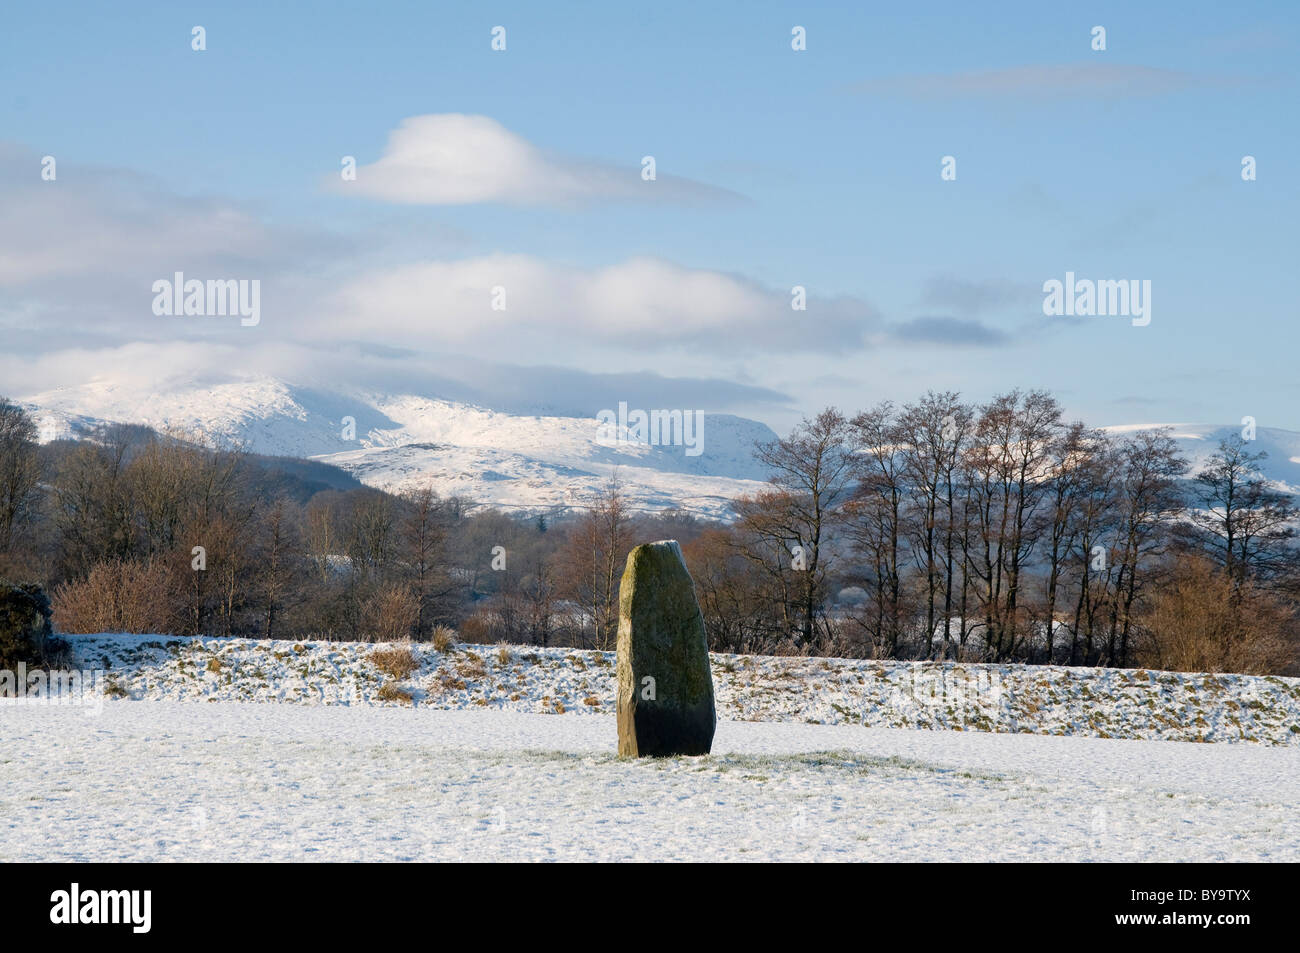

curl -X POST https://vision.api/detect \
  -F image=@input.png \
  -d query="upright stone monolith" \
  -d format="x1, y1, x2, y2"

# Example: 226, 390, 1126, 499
616, 540, 716, 757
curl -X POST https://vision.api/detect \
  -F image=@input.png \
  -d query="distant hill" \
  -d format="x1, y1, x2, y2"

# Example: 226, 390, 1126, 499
1103, 422, 1300, 495
21, 377, 1299, 519
20, 376, 777, 518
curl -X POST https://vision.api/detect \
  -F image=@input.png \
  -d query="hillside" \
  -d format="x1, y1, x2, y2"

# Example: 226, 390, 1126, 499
63, 634, 1300, 746
1104, 422, 1300, 495
20, 377, 1300, 523
19, 377, 776, 518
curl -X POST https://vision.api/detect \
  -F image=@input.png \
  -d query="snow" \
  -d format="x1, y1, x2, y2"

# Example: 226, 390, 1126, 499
19, 376, 776, 518
1103, 421, 1300, 494
26, 377, 1300, 520
5, 634, 1296, 860
3, 702, 1296, 861
64, 634, 1300, 746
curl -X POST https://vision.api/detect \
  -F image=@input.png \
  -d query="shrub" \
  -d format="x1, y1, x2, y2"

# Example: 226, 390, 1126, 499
1134, 556, 1297, 675
0, 581, 52, 669
455, 652, 487, 681
431, 626, 456, 653
376, 681, 414, 704
458, 611, 496, 645
51, 558, 179, 635
365, 582, 420, 642
435, 672, 467, 693
370, 644, 419, 680
772, 638, 812, 657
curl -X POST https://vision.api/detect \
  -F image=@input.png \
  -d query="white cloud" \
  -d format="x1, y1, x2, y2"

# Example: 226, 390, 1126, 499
0, 143, 346, 343
324, 254, 876, 354
337, 114, 740, 206
1, 339, 793, 420
0, 140, 855, 421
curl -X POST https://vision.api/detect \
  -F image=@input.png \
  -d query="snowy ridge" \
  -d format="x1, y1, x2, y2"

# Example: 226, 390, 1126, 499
65, 634, 1300, 746
20, 376, 777, 518
1103, 422, 1300, 494
19, 377, 1300, 519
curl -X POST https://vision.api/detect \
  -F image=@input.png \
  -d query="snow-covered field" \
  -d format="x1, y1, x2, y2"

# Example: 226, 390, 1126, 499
64, 634, 1300, 745
4, 635, 1296, 861
3, 703, 1297, 861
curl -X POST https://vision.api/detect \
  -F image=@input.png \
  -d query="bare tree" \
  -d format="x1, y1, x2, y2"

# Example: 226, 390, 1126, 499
558, 476, 634, 649
896, 392, 972, 657
845, 403, 907, 657
0, 399, 41, 555
964, 391, 1063, 659
745, 409, 854, 648
400, 484, 453, 637
1040, 423, 1110, 662
1190, 436, 1299, 587
1106, 429, 1187, 666
258, 497, 300, 640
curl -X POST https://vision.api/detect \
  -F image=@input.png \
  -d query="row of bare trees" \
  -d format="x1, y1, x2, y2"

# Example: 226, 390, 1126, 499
686, 392, 1298, 673
0, 399, 695, 648
1, 392, 1297, 673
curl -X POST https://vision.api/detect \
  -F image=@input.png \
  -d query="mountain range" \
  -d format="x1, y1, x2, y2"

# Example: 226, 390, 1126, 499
19, 377, 777, 519
17, 376, 1300, 518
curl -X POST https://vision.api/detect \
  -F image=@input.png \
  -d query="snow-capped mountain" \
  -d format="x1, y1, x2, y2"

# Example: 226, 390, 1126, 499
18, 376, 1300, 519
1103, 423, 1300, 495
19, 377, 778, 519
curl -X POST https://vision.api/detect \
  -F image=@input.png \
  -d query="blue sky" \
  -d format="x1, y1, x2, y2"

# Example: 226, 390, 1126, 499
1, 1, 1296, 432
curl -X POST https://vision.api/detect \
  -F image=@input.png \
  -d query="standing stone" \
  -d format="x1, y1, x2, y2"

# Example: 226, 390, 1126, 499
616, 540, 716, 757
